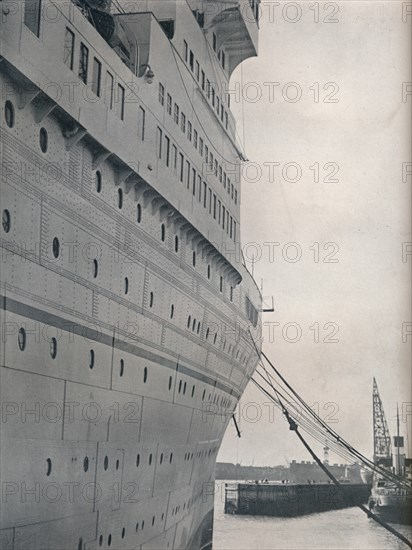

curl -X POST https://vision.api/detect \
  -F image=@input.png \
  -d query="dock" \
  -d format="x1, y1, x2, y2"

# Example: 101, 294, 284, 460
224, 482, 371, 517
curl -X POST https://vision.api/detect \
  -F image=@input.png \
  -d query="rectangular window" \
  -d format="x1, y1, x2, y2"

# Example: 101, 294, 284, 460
230, 216, 233, 238
225, 111, 229, 129
179, 153, 184, 182
203, 182, 207, 208
167, 93, 172, 115
227, 178, 231, 195
118, 84, 125, 120
174, 103, 179, 124
218, 200, 221, 224
187, 121, 192, 141
231, 183, 234, 199
157, 127, 163, 159
198, 175, 202, 201
181, 112, 186, 133
193, 129, 198, 149
172, 144, 178, 171
223, 173, 227, 189
235, 189, 238, 204
79, 43, 89, 84
216, 96, 220, 114
201, 70, 205, 91
208, 188, 212, 214
221, 51, 226, 69
165, 135, 170, 167
158, 83, 165, 105
196, 61, 200, 81
213, 194, 217, 219
138, 106, 145, 140
219, 165, 223, 183
233, 220, 237, 242
192, 168, 196, 196
92, 57, 102, 97
106, 71, 114, 109
212, 88, 215, 107
221, 105, 224, 121
184, 40, 188, 62
222, 206, 226, 229
213, 32, 217, 52
205, 145, 209, 165
186, 161, 191, 189
214, 159, 218, 177
24, 0, 42, 37
64, 28, 75, 70
189, 50, 194, 72
207, 80, 211, 100
199, 138, 204, 157
210, 152, 214, 172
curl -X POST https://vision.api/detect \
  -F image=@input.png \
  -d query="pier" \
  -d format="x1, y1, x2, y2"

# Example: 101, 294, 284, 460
224, 482, 371, 517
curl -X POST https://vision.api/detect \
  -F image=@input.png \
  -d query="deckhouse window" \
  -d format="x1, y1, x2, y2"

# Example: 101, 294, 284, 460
164, 136, 170, 167
138, 107, 145, 140
181, 113, 186, 133
106, 72, 114, 109
158, 83, 165, 105
167, 94, 172, 115
92, 58, 102, 97
117, 84, 125, 120
157, 127, 163, 159
183, 40, 188, 62
64, 28, 75, 70
174, 103, 179, 124
79, 43, 89, 84
24, 0, 42, 37
179, 153, 184, 182
189, 50, 194, 72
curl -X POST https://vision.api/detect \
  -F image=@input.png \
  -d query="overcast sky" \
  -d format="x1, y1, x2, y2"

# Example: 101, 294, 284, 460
218, 0, 411, 467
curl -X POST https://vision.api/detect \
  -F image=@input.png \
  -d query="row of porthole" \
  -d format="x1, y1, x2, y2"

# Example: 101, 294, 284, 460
98, 509, 166, 547
45, 455, 91, 477
4, 100, 49, 153
136, 451, 173, 468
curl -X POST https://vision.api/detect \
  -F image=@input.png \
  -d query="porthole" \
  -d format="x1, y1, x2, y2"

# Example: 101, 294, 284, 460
174, 235, 179, 252
187, 315, 191, 329
192, 251, 196, 267
202, 389, 206, 400
219, 276, 223, 292
118, 188, 123, 209
183, 382, 187, 395
206, 328, 210, 340
192, 318, 196, 331
4, 100, 15, 128
92, 259, 98, 278
152, 516, 155, 526
135, 523, 139, 532
39, 127, 48, 153
2, 209, 11, 233
95, 171, 102, 193
50, 337, 57, 359
78, 537, 83, 550
52, 237, 60, 258
103, 455, 109, 471
207, 265, 211, 279
178, 380, 182, 393
107, 534, 112, 547
170, 452, 173, 463
149, 291, 153, 307
161, 223, 165, 242
83, 456, 89, 472
160, 453, 163, 464
46, 458, 52, 476
116, 459, 120, 470
18, 327, 26, 351
99, 535, 103, 546
191, 385, 195, 397
149, 453, 152, 465
197, 322, 201, 334
214, 333, 217, 344
143, 366, 148, 383
168, 376, 172, 390
124, 277, 129, 295
137, 203, 142, 223
170, 304, 174, 319
120, 359, 124, 377
136, 454, 140, 467
89, 349, 95, 369
142, 521, 145, 530
121, 528, 126, 539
